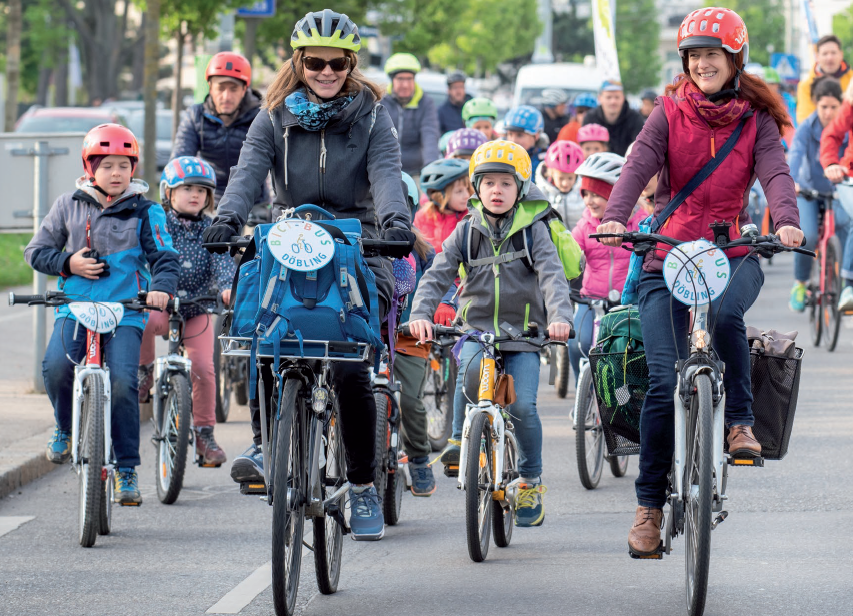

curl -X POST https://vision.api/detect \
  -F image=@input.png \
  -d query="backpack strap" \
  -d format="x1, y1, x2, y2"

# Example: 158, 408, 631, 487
463, 220, 528, 270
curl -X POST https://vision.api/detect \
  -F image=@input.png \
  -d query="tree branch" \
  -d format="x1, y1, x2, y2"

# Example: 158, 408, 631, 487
56, 0, 94, 40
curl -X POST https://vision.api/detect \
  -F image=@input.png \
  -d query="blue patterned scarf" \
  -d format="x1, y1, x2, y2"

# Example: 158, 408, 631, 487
285, 89, 355, 131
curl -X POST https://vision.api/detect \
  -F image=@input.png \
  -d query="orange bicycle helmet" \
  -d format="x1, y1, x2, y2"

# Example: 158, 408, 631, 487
81, 123, 140, 178
205, 52, 252, 85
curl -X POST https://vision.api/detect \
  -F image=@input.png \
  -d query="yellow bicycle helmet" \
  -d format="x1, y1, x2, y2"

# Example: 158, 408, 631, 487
291, 10, 361, 52
469, 140, 533, 199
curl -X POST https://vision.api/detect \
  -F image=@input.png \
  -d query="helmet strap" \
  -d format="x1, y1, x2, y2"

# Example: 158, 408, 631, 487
175, 210, 204, 222
708, 68, 742, 103
90, 180, 113, 203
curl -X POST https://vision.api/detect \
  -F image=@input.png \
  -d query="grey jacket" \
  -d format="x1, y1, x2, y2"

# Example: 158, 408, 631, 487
378, 85, 441, 175
410, 188, 573, 352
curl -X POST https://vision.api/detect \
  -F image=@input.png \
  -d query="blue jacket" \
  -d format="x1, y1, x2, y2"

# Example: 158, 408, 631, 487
437, 94, 472, 134
25, 179, 180, 329
171, 89, 270, 206
789, 111, 848, 194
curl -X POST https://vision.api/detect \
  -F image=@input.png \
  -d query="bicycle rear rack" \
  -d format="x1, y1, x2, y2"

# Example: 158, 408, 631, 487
219, 335, 371, 362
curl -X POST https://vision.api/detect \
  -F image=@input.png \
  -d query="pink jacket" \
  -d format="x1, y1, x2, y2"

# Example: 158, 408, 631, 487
572, 206, 645, 298
414, 207, 466, 253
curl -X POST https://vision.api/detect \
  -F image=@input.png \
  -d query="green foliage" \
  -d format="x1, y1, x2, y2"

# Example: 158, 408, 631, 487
553, 1, 594, 62
0, 234, 34, 290
374, 0, 465, 59
160, 0, 242, 37
832, 7, 853, 70
703, 0, 785, 67
615, 0, 660, 93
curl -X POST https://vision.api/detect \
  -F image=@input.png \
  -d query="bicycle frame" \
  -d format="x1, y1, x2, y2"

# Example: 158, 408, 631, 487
151, 298, 193, 432
71, 326, 112, 471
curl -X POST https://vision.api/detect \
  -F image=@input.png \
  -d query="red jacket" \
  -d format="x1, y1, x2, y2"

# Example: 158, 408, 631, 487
819, 99, 853, 172
413, 207, 466, 253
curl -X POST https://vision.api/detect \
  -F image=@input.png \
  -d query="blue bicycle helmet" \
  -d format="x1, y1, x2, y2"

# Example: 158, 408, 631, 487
503, 105, 544, 136
439, 130, 455, 156
160, 156, 216, 204
420, 158, 470, 193
573, 92, 598, 109
401, 171, 420, 219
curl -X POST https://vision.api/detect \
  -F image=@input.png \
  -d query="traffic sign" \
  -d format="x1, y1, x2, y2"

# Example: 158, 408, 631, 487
237, 0, 275, 18
771, 53, 801, 83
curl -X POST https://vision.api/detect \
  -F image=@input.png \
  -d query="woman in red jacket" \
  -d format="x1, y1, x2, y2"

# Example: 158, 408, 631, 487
596, 7, 803, 557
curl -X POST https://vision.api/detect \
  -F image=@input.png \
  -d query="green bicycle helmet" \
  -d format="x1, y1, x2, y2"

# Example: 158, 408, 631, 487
385, 53, 421, 77
462, 97, 498, 124
763, 66, 781, 85
291, 10, 361, 52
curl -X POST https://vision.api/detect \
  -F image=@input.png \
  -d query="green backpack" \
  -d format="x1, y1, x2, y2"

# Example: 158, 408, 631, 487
595, 305, 643, 354
592, 306, 646, 430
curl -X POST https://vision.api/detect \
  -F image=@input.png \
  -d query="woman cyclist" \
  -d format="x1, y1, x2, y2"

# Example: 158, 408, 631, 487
595, 7, 804, 556
203, 9, 415, 541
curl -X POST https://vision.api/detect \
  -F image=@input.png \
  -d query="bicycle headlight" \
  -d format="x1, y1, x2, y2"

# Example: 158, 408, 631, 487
691, 329, 710, 350
312, 387, 329, 413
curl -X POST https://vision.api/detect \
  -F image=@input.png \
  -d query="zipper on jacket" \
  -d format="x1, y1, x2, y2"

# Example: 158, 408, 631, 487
319, 129, 327, 204
710, 128, 716, 157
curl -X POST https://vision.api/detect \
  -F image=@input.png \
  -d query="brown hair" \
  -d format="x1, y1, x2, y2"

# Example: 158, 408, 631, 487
411, 227, 431, 261
164, 186, 214, 216
424, 176, 474, 217
817, 34, 842, 52
263, 48, 384, 110
666, 50, 792, 135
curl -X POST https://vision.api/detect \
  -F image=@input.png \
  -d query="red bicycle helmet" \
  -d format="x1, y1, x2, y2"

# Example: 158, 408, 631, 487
545, 140, 585, 174
205, 52, 252, 85
677, 7, 749, 66
81, 123, 140, 178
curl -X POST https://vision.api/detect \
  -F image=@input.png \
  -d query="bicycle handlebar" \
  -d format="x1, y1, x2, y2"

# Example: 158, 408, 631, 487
202, 235, 411, 258
8, 290, 157, 312
589, 231, 816, 258
400, 322, 572, 346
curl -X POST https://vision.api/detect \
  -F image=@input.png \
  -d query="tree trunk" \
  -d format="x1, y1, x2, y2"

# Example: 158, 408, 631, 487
172, 25, 185, 141
55, 42, 69, 107
4, 0, 22, 131
37, 65, 52, 107
243, 18, 259, 68
131, 14, 146, 92
143, 0, 161, 188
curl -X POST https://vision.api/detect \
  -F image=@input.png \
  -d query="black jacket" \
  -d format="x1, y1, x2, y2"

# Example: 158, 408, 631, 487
582, 101, 646, 157
437, 94, 473, 134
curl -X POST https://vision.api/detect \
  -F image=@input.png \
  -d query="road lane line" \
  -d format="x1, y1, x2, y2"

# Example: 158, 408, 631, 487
206, 561, 272, 614
0, 516, 35, 538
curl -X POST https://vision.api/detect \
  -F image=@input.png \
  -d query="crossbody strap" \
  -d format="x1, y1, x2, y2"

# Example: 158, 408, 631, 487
650, 112, 752, 233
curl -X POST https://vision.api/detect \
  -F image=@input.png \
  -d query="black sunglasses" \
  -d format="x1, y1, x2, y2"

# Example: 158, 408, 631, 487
302, 56, 350, 73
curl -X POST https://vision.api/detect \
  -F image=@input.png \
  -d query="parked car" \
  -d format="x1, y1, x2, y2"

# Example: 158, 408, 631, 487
126, 109, 175, 171
512, 62, 603, 108
14, 106, 127, 133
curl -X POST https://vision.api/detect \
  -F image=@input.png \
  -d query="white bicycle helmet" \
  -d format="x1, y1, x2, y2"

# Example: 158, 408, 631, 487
574, 152, 626, 186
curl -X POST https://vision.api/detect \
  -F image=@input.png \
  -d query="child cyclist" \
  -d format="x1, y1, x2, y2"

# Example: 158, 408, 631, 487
409, 140, 574, 527
462, 97, 500, 140
416, 158, 473, 253
567, 152, 645, 382
24, 124, 179, 506
138, 156, 236, 466
535, 139, 586, 229
503, 105, 547, 176
445, 128, 488, 161
577, 123, 610, 158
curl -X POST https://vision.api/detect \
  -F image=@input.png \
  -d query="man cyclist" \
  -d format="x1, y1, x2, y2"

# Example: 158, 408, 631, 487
437, 70, 472, 134
797, 34, 851, 125
582, 80, 645, 157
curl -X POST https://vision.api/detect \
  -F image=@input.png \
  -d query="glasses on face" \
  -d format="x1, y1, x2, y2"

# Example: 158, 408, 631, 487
302, 56, 350, 73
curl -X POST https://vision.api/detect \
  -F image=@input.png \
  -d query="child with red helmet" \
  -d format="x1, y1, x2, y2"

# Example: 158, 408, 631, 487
24, 124, 180, 506
535, 140, 586, 229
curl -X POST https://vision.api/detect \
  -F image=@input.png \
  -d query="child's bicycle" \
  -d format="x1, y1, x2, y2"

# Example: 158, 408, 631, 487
371, 350, 405, 524
213, 307, 249, 423
8, 290, 150, 547
424, 344, 456, 450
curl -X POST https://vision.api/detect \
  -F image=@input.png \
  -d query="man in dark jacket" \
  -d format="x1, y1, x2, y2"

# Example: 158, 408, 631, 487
379, 53, 441, 176
437, 70, 472, 134
582, 80, 646, 157
171, 52, 270, 209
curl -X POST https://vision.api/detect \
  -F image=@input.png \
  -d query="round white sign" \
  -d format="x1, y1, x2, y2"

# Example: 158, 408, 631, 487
266, 219, 335, 272
68, 302, 125, 333
662, 239, 731, 306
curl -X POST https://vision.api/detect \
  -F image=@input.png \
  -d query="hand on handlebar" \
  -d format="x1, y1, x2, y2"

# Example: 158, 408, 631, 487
595, 221, 627, 247
408, 319, 433, 344
381, 227, 416, 258
776, 226, 804, 249
433, 303, 456, 326
548, 322, 572, 342
146, 291, 169, 311
202, 224, 238, 254
220, 289, 231, 307
824, 164, 847, 184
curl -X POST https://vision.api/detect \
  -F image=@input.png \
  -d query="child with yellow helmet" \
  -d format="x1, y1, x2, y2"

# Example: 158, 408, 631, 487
408, 140, 574, 528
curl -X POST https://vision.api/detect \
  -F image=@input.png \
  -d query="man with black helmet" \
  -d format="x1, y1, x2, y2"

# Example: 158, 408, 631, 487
438, 70, 472, 134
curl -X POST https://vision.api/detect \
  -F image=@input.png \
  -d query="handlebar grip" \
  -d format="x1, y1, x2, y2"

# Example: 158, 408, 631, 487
9, 293, 44, 305
202, 235, 252, 250
793, 248, 817, 257
588, 233, 623, 239
360, 239, 412, 256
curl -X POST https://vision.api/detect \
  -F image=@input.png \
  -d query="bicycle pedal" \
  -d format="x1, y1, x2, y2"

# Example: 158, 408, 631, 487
443, 465, 459, 478
239, 482, 267, 495
118, 502, 141, 507
629, 542, 664, 560
728, 455, 764, 467
198, 460, 221, 468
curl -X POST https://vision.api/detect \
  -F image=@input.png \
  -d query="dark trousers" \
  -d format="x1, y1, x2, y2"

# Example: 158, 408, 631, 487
635, 256, 763, 507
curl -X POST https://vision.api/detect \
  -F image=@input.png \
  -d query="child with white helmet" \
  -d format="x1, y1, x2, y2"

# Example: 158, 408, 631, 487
535, 140, 586, 229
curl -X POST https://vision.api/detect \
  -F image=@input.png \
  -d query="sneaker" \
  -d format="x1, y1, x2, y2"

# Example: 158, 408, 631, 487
440, 440, 461, 477
195, 426, 227, 466
409, 457, 436, 497
138, 363, 154, 403
838, 286, 853, 312
789, 282, 806, 313
515, 482, 547, 527
348, 486, 385, 541
46, 427, 72, 464
230, 443, 264, 483
114, 467, 142, 506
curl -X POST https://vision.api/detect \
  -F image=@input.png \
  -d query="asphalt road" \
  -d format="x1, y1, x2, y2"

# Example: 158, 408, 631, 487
1, 255, 852, 616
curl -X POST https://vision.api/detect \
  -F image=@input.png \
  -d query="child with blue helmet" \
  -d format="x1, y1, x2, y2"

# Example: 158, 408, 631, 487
503, 105, 546, 175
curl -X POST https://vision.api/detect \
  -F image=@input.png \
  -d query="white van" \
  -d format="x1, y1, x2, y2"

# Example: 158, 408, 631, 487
512, 62, 603, 108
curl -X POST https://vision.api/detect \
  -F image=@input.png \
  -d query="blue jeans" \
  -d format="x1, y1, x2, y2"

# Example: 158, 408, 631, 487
451, 342, 543, 478
43, 319, 142, 467
794, 195, 853, 283
567, 302, 596, 384
635, 257, 763, 508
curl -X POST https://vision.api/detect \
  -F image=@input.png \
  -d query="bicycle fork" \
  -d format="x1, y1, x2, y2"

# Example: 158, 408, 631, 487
458, 405, 506, 494
71, 365, 112, 470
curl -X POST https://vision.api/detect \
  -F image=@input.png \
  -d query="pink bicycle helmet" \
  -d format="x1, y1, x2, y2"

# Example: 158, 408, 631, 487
577, 123, 610, 144
545, 140, 585, 174
445, 128, 488, 158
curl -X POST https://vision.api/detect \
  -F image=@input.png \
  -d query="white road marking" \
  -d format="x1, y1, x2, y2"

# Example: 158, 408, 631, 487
0, 516, 35, 538
206, 561, 272, 614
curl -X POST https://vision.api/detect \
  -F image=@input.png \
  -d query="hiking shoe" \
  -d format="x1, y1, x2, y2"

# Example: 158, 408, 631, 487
440, 440, 461, 477
195, 426, 227, 466
138, 363, 154, 403
409, 457, 436, 497
114, 467, 142, 506
46, 427, 72, 464
348, 486, 385, 541
789, 282, 806, 312
515, 482, 547, 527
230, 443, 264, 483
838, 286, 853, 312
628, 506, 663, 556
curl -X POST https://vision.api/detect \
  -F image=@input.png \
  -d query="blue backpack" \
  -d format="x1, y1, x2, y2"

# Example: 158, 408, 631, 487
228, 205, 384, 397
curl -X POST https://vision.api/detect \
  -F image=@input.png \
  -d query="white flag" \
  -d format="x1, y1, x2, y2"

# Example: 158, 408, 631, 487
592, 0, 622, 83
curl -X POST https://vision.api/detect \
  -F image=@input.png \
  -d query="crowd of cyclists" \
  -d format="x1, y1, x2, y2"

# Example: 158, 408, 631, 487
21, 2, 853, 566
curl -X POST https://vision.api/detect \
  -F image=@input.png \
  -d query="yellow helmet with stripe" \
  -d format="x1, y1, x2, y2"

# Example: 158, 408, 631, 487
469, 140, 533, 199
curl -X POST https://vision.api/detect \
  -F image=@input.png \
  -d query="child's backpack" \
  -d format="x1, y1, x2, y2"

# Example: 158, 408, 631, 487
228, 205, 384, 398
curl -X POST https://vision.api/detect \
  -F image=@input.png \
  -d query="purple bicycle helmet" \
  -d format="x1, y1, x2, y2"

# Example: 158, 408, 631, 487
445, 128, 488, 159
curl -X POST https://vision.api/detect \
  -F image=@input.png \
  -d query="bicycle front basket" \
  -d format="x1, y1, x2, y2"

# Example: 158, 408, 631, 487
588, 346, 648, 456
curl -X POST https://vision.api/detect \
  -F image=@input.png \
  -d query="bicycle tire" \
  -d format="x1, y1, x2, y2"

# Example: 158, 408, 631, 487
272, 380, 305, 616
426, 351, 454, 451
314, 407, 346, 595
809, 273, 822, 346
155, 373, 192, 505
383, 432, 404, 525
575, 366, 604, 490
684, 373, 714, 616
608, 455, 629, 478
78, 373, 105, 548
492, 433, 517, 548
555, 346, 570, 399
98, 460, 113, 536
233, 363, 249, 406
823, 235, 842, 352
372, 391, 391, 505
465, 412, 493, 562
213, 314, 231, 423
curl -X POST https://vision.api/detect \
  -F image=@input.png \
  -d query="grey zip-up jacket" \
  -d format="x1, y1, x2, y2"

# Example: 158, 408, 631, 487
378, 85, 441, 175
410, 187, 573, 352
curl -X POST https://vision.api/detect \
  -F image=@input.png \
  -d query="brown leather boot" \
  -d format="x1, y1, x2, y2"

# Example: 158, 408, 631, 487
728, 424, 761, 457
628, 506, 663, 556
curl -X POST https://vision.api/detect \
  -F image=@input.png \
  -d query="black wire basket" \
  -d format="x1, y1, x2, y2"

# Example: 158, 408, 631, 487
588, 347, 648, 456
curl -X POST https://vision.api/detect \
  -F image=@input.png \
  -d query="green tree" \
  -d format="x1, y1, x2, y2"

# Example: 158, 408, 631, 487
553, 0, 594, 63
615, 0, 660, 93
703, 0, 785, 67
832, 6, 853, 69
374, 0, 465, 61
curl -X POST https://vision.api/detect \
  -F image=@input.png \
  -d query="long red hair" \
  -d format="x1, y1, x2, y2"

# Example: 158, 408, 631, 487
665, 50, 791, 135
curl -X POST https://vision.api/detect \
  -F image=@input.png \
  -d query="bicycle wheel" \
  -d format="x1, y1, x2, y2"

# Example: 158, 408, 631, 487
233, 358, 249, 406
383, 443, 404, 525
155, 373, 192, 505
492, 432, 517, 548
609, 455, 630, 477
426, 350, 454, 451
555, 346, 570, 399
684, 374, 714, 616
808, 260, 822, 346
575, 366, 604, 490
213, 314, 231, 423
465, 412, 493, 562
98, 458, 113, 536
78, 374, 105, 548
314, 407, 346, 595
823, 236, 842, 352
272, 380, 305, 616
373, 391, 391, 504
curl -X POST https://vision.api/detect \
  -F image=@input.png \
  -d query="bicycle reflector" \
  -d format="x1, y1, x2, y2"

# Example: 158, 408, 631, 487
312, 386, 328, 413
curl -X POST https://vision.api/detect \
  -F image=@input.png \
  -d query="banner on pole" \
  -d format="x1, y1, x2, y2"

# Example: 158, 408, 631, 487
801, 0, 819, 44
591, 0, 622, 84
